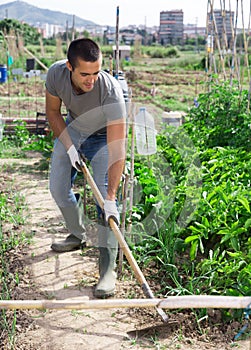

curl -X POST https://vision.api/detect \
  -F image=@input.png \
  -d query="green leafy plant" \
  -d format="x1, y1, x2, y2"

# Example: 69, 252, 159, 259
184, 80, 251, 150
6, 120, 30, 147
128, 81, 251, 316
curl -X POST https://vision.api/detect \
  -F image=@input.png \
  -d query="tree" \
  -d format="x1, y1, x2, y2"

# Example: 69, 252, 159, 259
0, 18, 41, 45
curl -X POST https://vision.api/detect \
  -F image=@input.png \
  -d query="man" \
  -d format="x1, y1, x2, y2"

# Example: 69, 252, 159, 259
45, 38, 126, 298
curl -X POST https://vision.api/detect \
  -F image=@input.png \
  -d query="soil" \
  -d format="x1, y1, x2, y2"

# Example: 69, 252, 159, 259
1, 153, 250, 350
0, 66, 203, 121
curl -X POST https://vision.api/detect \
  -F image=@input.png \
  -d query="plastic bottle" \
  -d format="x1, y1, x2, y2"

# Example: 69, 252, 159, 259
134, 107, 157, 155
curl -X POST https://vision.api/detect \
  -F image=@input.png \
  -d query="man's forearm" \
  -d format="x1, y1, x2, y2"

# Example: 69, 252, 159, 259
106, 119, 126, 200
47, 111, 73, 151
106, 159, 125, 201
46, 91, 73, 151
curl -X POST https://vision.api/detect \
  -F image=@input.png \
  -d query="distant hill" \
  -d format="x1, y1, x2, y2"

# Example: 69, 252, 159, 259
0, 0, 99, 28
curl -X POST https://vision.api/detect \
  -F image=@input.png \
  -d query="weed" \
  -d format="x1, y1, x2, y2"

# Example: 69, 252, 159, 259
0, 188, 30, 348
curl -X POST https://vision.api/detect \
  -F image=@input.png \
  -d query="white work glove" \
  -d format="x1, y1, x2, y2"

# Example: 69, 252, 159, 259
67, 144, 81, 171
103, 199, 120, 225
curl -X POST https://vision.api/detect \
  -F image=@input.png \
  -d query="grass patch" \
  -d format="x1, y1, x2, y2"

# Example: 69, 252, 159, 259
0, 174, 31, 349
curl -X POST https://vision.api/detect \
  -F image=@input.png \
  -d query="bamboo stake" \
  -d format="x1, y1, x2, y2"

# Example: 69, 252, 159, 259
221, 0, 231, 71
209, 0, 226, 79
241, 0, 250, 83
118, 172, 129, 275
109, 55, 113, 75
205, 0, 212, 87
118, 95, 132, 274
207, 0, 218, 84
118, 88, 134, 274
247, 0, 251, 110
115, 6, 120, 77
71, 14, 75, 41
23, 47, 48, 72
127, 99, 135, 235
228, 0, 235, 84
0, 296, 250, 311
66, 20, 69, 49
230, 0, 240, 86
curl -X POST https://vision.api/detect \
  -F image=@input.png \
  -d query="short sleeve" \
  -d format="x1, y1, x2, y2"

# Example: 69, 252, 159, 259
45, 64, 58, 96
102, 79, 127, 121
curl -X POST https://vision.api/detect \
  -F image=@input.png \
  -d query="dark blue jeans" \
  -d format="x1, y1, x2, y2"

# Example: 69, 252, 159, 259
50, 123, 108, 220
71, 133, 108, 218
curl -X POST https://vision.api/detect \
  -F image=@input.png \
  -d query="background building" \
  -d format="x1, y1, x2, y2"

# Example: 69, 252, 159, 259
208, 9, 234, 46
159, 10, 184, 45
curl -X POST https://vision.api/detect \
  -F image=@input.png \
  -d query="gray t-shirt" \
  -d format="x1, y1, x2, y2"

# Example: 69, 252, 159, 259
45, 60, 126, 135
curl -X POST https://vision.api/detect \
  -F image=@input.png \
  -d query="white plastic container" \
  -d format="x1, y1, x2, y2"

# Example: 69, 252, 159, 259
162, 111, 183, 127
134, 107, 157, 155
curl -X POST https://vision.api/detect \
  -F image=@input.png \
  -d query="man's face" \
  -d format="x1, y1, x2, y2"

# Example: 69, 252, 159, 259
66, 56, 102, 93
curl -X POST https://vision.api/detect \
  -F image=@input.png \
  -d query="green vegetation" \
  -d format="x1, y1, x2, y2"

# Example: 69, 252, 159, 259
3, 77, 248, 305
0, 178, 29, 348
0, 18, 41, 45
0, 17, 250, 340
0, 77, 250, 333
128, 80, 251, 308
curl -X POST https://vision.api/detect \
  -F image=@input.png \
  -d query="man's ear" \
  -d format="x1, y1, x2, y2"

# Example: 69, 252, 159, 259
66, 61, 72, 72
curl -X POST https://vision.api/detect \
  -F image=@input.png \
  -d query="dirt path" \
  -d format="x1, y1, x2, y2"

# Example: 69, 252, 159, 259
1, 153, 250, 350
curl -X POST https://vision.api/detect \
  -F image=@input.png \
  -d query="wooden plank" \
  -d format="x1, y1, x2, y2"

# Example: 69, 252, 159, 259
2, 113, 48, 135
0, 296, 250, 310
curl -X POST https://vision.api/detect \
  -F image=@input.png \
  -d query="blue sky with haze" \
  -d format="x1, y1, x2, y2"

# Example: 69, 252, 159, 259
0, 0, 249, 28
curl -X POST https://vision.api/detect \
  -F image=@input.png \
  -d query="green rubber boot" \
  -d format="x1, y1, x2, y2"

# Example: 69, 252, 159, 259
51, 194, 87, 252
94, 218, 118, 298
51, 233, 86, 252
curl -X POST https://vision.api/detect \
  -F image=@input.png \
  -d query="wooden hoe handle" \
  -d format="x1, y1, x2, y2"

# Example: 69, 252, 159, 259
79, 160, 168, 322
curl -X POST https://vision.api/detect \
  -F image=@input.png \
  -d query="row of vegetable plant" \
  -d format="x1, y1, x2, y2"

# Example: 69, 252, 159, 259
127, 80, 251, 323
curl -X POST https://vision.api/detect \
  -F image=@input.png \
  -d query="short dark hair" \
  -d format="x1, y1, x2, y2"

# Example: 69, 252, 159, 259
67, 38, 101, 69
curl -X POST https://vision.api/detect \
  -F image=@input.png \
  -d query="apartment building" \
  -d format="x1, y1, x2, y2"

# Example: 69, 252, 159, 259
208, 9, 234, 46
159, 10, 184, 45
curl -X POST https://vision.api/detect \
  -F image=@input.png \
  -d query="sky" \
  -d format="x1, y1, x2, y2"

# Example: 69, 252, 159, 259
0, 0, 250, 28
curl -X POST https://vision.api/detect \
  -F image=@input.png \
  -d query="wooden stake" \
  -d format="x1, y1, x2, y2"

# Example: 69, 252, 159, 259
118, 87, 133, 273
0, 296, 250, 311
23, 47, 48, 72
115, 6, 120, 76
127, 98, 135, 235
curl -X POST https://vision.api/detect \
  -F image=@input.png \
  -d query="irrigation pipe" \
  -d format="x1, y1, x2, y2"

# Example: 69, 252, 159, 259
0, 296, 251, 311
